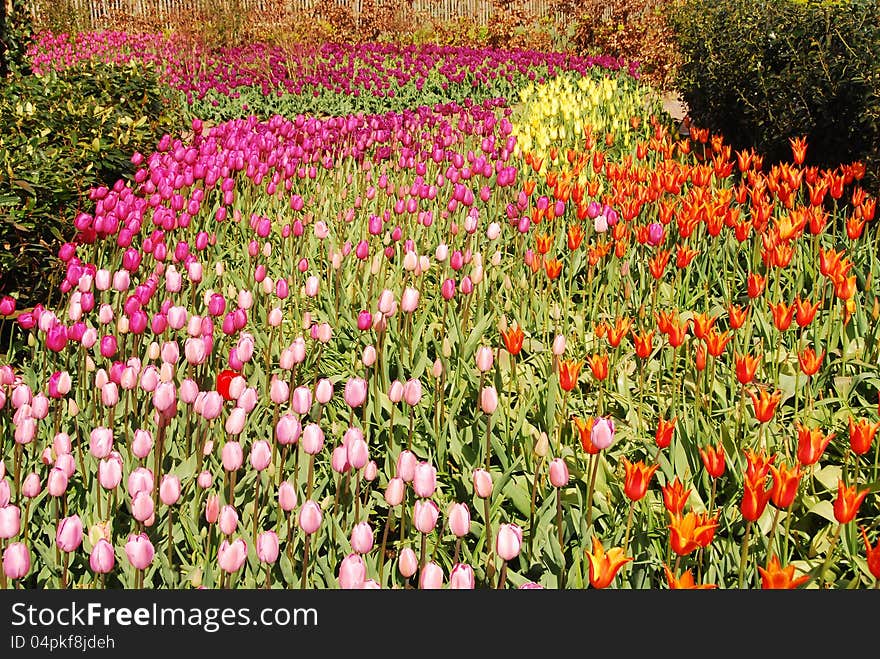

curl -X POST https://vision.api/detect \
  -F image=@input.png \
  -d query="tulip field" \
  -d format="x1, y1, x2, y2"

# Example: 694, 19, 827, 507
2, 30, 880, 591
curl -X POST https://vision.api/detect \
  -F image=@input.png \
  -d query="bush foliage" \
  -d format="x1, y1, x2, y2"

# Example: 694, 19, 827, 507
670, 0, 880, 190
0, 61, 184, 309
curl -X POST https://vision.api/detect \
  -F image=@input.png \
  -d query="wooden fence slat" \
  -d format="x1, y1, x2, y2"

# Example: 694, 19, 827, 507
27, 0, 570, 30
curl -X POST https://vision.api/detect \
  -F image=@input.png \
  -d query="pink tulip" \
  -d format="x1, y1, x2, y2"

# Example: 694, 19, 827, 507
89, 539, 116, 574
0, 505, 21, 539
331, 445, 350, 474
480, 386, 498, 414
475, 346, 494, 372
398, 547, 418, 578
549, 458, 570, 487
89, 426, 114, 459
396, 450, 417, 482
419, 561, 444, 589
315, 378, 333, 403
448, 503, 471, 538
591, 417, 616, 450
201, 391, 223, 420
159, 475, 181, 505
291, 386, 313, 415
53, 432, 72, 456
384, 477, 405, 507
301, 423, 325, 455
3, 542, 30, 579
298, 500, 322, 534
473, 468, 493, 498
364, 460, 378, 482
221, 440, 244, 471
275, 413, 301, 446
55, 453, 76, 479
127, 467, 154, 498
131, 491, 155, 523
496, 523, 523, 561
250, 440, 272, 471
125, 533, 155, 570
403, 378, 422, 407
132, 429, 153, 459
350, 522, 374, 554
400, 286, 420, 312
98, 458, 122, 490
412, 462, 437, 498
413, 499, 439, 534
448, 563, 475, 589
224, 407, 246, 436
21, 473, 41, 498
219, 505, 239, 536
388, 380, 404, 403
343, 377, 367, 408
0, 479, 8, 507
338, 553, 366, 589
47, 468, 69, 497
56, 515, 83, 552
205, 494, 220, 524
197, 470, 212, 489
269, 376, 289, 405
257, 531, 279, 564
278, 481, 298, 512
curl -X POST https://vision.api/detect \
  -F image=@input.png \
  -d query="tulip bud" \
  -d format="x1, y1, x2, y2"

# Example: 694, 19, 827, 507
448, 563, 475, 589
412, 461, 437, 498
448, 503, 471, 538
398, 547, 418, 578
549, 458, 570, 487
257, 531, 280, 564
496, 523, 523, 561
349, 521, 374, 555
298, 500, 322, 534
419, 561, 444, 589
473, 468, 493, 498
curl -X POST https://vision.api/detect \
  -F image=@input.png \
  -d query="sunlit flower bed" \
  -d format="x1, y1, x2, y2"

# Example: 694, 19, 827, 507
1, 34, 879, 590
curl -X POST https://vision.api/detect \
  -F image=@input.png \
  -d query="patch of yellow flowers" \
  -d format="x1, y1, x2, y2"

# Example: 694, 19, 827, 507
511, 72, 664, 173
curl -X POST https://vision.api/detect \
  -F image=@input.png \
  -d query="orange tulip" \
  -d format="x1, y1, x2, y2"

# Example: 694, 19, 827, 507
655, 416, 677, 449
586, 353, 609, 381
797, 347, 824, 376
665, 316, 688, 348
661, 476, 690, 514
748, 388, 782, 423
535, 232, 553, 255
769, 460, 802, 509
691, 311, 717, 340
789, 136, 808, 165
859, 526, 880, 580
735, 352, 760, 385
744, 447, 776, 481
500, 323, 525, 356
699, 443, 726, 478
675, 245, 699, 269
833, 480, 870, 524
794, 296, 820, 327
631, 329, 654, 359
727, 303, 750, 330
648, 250, 671, 280
848, 417, 880, 455
694, 343, 706, 371
795, 422, 834, 466
668, 511, 719, 556
663, 564, 717, 589
566, 224, 585, 251
740, 473, 772, 522
585, 536, 632, 589
621, 457, 660, 502
768, 299, 796, 331
704, 328, 732, 358
758, 555, 810, 589
818, 247, 845, 278
606, 316, 631, 348
557, 359, 582, 392
747, 272, 765, 298
544, 257, 563, 280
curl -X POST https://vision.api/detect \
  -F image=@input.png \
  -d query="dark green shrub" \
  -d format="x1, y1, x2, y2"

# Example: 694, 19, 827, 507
669, 0, 880, 190
0, 61, 184, 310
